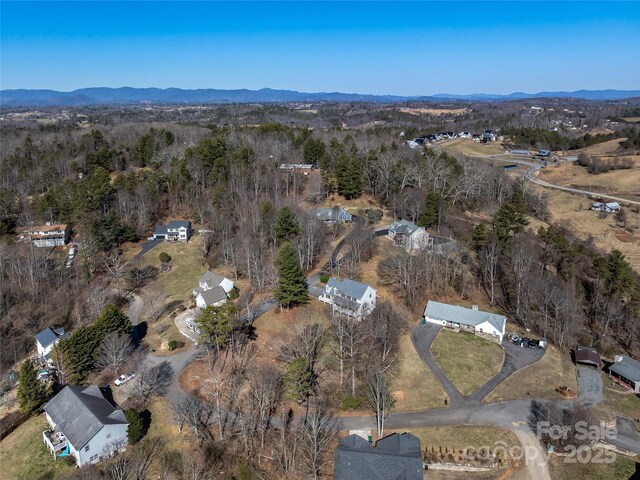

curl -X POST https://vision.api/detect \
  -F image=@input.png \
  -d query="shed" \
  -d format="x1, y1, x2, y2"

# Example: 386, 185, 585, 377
608, 355, 640, 393
574, 346, 601, 367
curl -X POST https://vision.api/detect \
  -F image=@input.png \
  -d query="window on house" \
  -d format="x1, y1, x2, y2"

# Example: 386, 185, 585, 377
106, 434, 111, 439
85, 445, 90, 452
90, 454, 98, 462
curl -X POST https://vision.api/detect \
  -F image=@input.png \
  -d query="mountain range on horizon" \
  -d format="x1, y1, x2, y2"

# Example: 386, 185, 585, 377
1, 87, 639, 107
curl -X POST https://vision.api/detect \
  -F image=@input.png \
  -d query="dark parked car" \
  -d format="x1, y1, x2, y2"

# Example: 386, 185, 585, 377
520, 338, 530, 347
528, 339, 538, 349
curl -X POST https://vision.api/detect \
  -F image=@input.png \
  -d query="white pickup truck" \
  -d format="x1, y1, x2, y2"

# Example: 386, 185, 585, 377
114, 372, 136, 386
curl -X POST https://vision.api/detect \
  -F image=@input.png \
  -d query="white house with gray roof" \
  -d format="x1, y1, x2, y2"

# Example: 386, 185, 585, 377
388, 219, 432, 252
320, 278, 376, 319
152, 220, 192, 242
423, 300, 506, 343
43, 385, 128, 466
193, 270, 234, 309
314, 207, 353, 224
36, 327, 69, 363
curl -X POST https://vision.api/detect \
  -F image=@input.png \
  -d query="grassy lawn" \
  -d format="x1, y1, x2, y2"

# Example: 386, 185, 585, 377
599, 372, 640, 421
547, 452, 637, 480
430, 330, 504, 396
0, 414, 75, 480
139, 239, 206, 302
390, 425, 519, 452
391, 333, 449, 411
485, 346, 577, 402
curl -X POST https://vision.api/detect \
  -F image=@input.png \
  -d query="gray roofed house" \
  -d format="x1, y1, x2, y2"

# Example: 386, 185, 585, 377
388, 220, 431, 252
36, 327, 69, 361
423, 301, 506, 343
334, 433, 423, 480
321, 278, 376, 319
193, 270, 235, 309
43, 385, 128, 466
314, 207, 353, 224
152, 219, 192, 242
608, 355, 640, 393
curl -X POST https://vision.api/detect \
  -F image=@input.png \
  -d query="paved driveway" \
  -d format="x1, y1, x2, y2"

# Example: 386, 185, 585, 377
135, 238, 162, 258
412, 323, 544, 405
576, 364, 603, 406
174, 308, 200, 343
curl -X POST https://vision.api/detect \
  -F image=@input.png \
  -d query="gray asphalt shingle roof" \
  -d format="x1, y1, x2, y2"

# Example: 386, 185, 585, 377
166, 220, 191, 229
199, 286, 228, 306
609, 355, 640, 383
390, 219, 421, 236
200, 270, 225, 287
44, 385, 127, 450
327, 278, 372, 301
334, 433, 423, 480
424, 301, 506, 333
35, 327, 66, 349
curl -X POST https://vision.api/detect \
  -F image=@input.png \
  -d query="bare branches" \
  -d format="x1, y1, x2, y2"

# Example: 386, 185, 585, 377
366, 370, 395, 438
131, 361, 174, 407
95, 331, 134, 375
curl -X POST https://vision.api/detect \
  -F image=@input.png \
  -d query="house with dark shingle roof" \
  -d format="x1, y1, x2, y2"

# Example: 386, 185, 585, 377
334, 432, 423, 480
608, 355, 640, 393
423, 300, 506, 343
35, 327, 69, 362
388, 220, 432, 252
320, 277, 376, 319
192, 270, 234, 309
43, 385, 128, 466
152, 219, 192, 242
314, 207, 353, 224
575, 346, 601, 367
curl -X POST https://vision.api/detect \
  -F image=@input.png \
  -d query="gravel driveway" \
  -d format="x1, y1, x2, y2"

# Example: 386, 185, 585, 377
576, 364, 603, 405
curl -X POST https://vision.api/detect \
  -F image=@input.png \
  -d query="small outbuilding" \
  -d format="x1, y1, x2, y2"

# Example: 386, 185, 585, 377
574, 346, 601, 367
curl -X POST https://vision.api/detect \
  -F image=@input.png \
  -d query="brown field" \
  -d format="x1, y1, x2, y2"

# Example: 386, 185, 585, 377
440, 138, 505, 157
538, 161, 640, 195
562, 138, 627, 157
538, 188, 640, 272
398, 107, 468, 116
622, 117, 640, 123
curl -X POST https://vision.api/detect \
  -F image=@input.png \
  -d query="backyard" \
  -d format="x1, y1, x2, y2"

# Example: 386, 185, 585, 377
0, 414, 75, 480
430, 330, 504, 396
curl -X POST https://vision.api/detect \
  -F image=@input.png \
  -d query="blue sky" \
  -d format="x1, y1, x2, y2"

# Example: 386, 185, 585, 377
1, 1, 639, 95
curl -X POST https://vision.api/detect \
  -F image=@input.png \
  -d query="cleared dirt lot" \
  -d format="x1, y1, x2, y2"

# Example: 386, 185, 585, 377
440, 138, 505, 157
398, 107, 469, 116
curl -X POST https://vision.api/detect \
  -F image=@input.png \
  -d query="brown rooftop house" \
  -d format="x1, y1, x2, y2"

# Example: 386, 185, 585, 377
26, 223, 71, 247
608, 354, 640, 394
574, 346, 601, 367
334, 432, 423, 480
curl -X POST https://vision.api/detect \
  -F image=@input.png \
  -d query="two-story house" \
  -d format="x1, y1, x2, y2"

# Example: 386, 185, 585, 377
387, 220, 432, 252
26, 223, 71, 247
193, 270, 235, 309
43, 385, 128, 467
152, 220, 192, 242
35, 327, 69, 363
320, 277, 376, 319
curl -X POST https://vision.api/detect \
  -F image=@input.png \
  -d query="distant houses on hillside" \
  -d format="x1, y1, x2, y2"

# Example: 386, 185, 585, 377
36, 326, 69, 364
591, 201, 621, 213
152, 220, 192, 242
279, 163, 314, 175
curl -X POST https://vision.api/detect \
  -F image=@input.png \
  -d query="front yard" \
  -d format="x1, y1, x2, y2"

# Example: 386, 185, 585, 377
484, 345, 578, 402
430, 330, 504, 396
0, 414, 75, 480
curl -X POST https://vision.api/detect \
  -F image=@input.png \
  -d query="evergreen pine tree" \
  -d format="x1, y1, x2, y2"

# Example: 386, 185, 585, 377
274, 243, 308, 308
94, 304, 132, 336
17, 360, 47, 414
274, 207, 301, 243
471, 224, 489, 250
125, 408, 145, 444
336, 154, 362, 199
417, 192, 441, 228
284, 357, 313, 404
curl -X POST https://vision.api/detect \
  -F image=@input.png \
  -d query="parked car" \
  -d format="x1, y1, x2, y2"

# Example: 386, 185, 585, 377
512, 334, 521, 344
528, 339, 538, 349
538, 338, 547, 349
114, 372, 136, 386
520, 338, 530, 347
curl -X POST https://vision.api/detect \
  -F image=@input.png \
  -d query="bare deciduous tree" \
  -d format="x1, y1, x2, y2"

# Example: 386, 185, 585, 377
298, 401, 339, 480
96, 332, 134, 375
132, 361, 174, 406
366, 370, 395, 438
